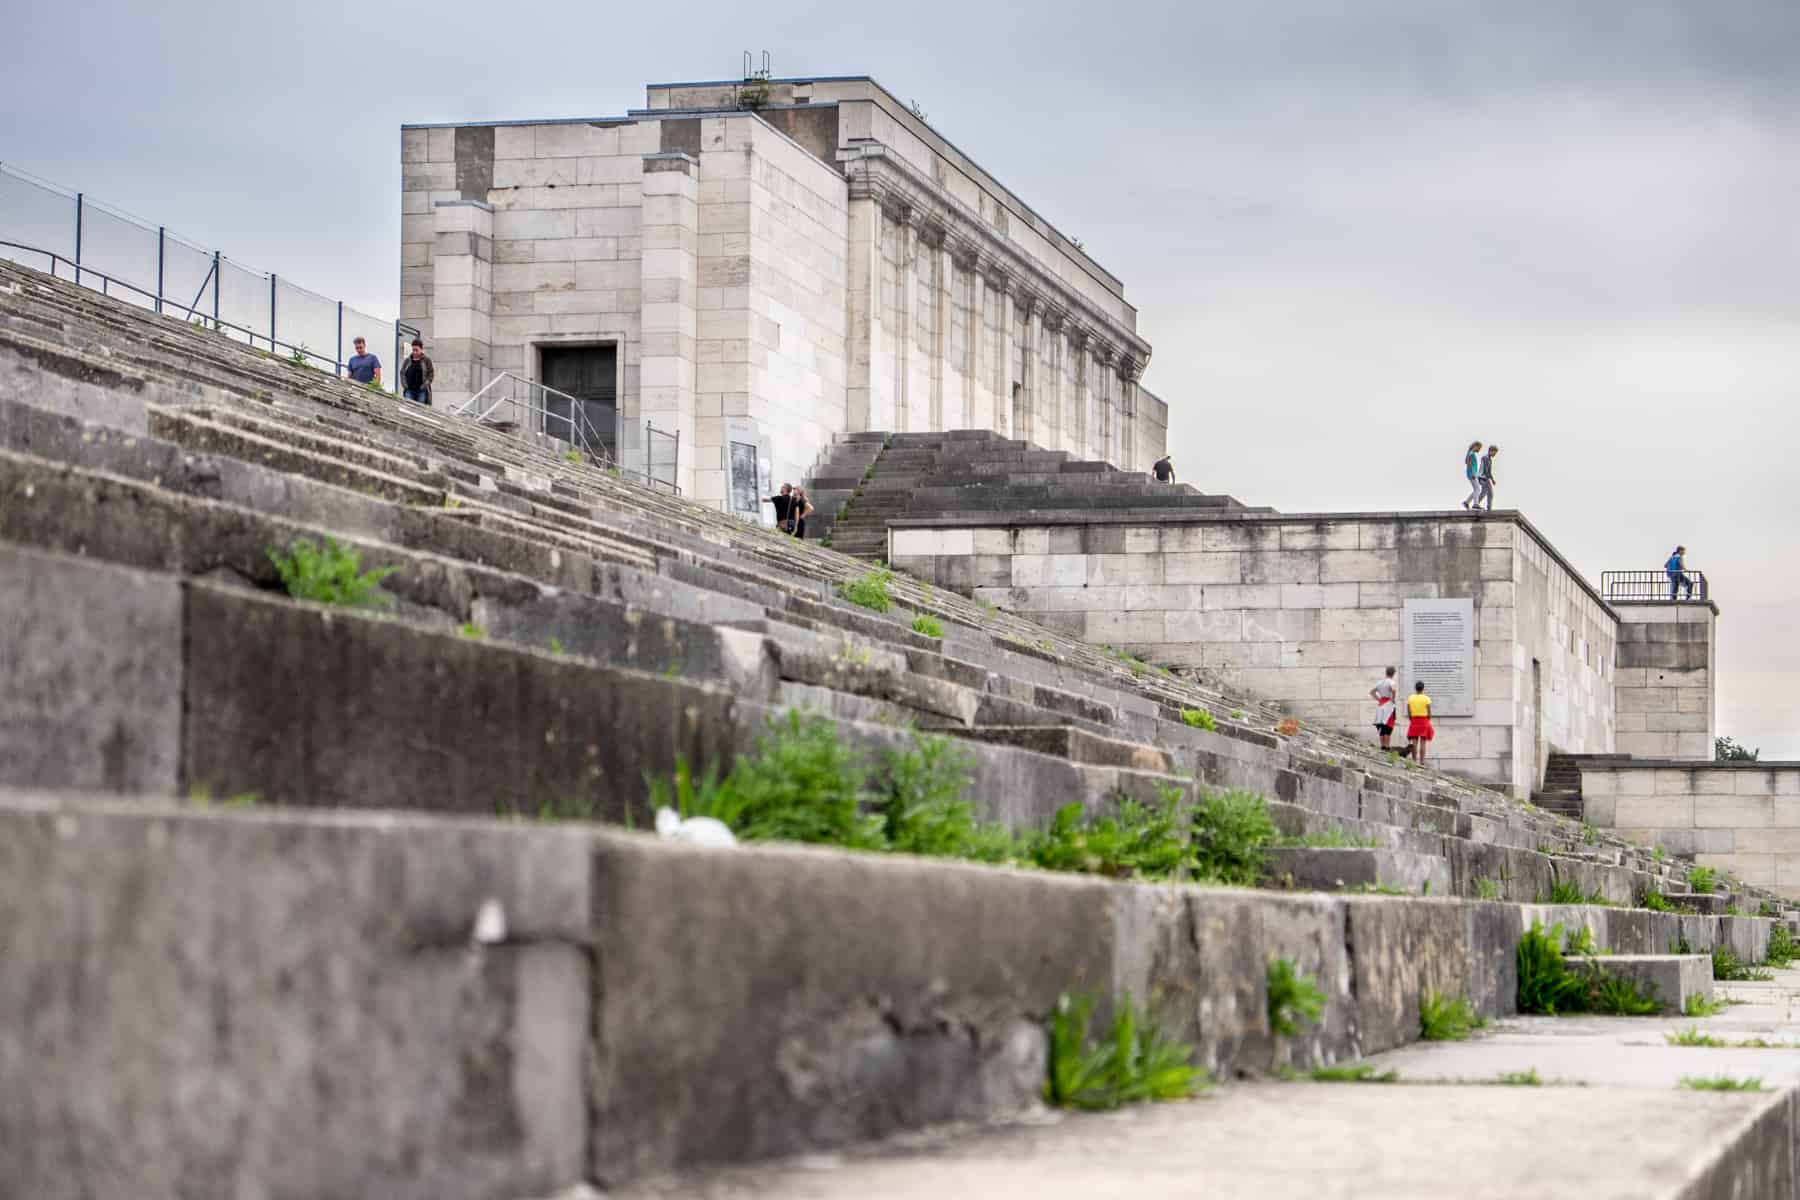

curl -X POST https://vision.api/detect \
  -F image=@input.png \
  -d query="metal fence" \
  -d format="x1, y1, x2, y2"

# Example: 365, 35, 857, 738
0, 161, 415, 385
1600, 569, 1709, 603
646, 422, 681, 494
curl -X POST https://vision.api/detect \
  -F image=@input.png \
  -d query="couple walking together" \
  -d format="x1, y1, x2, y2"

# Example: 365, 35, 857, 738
1371, 666, 1433, 764
1461, 442, 1499, 511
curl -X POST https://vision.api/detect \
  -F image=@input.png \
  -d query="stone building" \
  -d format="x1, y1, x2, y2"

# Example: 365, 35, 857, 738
400, 75, 1167, 508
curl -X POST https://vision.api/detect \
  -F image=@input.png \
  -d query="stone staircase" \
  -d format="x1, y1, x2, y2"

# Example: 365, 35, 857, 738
2, 255, 1797, 1197
811, 429, 1273, 563
1531, 752, 1587, 819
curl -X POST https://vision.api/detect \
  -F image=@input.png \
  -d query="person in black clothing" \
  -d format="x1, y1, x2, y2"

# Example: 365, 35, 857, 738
1152, 454, 1175, 483
399, 338, 434, 406
791, 487, 815, 539
764, 483, 796, 533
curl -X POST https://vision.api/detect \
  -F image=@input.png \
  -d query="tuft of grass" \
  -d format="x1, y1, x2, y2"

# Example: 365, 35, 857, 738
1518, 922, 1588, 1015
1475, 877, 1502, 901
563, 449, 583, 463
1545, 880, 1587, 905
267, 537, 396, 609
1687, 866, 1719, 894
1309, 1063, 1398, 1083
1641, 888, 1672, 912
1564, 925, 1599, 957
1044, 992, 1206, 1110
1667, 1027, 1728, 1047
458, 623, 486, 640
1179, 708, 1217, 732
1229, 709, 1244, 720
1031, 791, 1191, 880
546, 636, 564, 655
839, 568, 894, 613
1494, 1068, 1543, 1086
188, 787, 260, 809
1712, 946, 1774, 983
1587, 971, 1661, 1016
1767, 923, 1796, 967
880, 733, 1019, 863
1191, 788, 1277, 886
910, 613, 944, 639
1679, 1075, 1764, 1092
1419, 990, 1487, 1041
1685, 994, 1729, 1018
1267, 958, 1327, 1039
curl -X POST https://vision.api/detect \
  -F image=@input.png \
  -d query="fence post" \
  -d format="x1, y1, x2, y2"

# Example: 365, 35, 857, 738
155, 227, 165, 314
335, 301, 344, 377
73, 192, 83, 287
211, 251, 221, 331
394, 320, 402, 394
269, 274, 277, 354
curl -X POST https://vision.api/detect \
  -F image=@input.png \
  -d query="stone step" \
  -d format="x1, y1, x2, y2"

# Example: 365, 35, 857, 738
1562, 954, 1712, 1015
1264, 847, 1454, 897
951, 725, 1173, 773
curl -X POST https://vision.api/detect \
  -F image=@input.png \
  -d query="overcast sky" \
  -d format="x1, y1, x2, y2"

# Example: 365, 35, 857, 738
6, 0, 1796, 756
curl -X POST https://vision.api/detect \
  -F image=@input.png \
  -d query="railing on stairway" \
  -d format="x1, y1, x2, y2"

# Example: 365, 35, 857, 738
0, 163, 416, 388
1600, 569, 1709, 603
453, 372, 680, 495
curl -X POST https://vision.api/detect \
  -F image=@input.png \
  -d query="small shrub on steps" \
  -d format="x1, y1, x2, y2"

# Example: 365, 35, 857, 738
1191, 788, 1277, 886
1641, 889, 1672, 912
910, 613, 944, 639
1687, 866, 1719, 894
1045, 992, 1205, 1110
1544, 880, 1587, 905
1766, 923, 1796, 967
1419, 990, 1487, 1041
1712, 946, 1773, 983
1517, 923, 1589, 1015
1179, 708, 1217, 732
1309, 1063, 1399, 1083
839, 568, 894, 613
1679, 1075, 1764, 1092
267, 537, 395, 609
1032, 792, 1191, 880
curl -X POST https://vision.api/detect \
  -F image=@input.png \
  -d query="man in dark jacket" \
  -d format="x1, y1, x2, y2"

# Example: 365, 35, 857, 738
399, 338, 434, 406
1151, 454, 1175, 483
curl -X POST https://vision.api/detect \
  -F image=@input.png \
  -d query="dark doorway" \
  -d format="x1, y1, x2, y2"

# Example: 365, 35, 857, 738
539, 345, 617, 456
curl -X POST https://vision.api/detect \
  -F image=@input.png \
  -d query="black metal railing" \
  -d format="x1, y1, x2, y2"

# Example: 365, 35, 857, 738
1601, 569, 1709, 602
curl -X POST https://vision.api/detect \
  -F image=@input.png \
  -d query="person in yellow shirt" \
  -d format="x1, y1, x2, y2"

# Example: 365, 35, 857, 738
1405, 682, 1433, 765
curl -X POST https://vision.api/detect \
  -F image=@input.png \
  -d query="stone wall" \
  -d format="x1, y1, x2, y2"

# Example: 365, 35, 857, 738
1612, 601, 1717, 760
888, 511, 1618, 794
1582, 760, 1800, 897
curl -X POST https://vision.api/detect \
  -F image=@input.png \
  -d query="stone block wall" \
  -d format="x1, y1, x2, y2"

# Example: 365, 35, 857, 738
1582, 761, 1800, 896
889, 512, 1618, 794
1612, 601, 1717, 760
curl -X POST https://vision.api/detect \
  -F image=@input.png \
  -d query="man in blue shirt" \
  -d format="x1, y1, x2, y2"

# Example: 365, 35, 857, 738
345, 337, 382, 386
1667, 546, 1693, 600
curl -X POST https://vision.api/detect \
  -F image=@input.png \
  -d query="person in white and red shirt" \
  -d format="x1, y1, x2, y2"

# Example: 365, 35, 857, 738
1369, 666, 1399, 751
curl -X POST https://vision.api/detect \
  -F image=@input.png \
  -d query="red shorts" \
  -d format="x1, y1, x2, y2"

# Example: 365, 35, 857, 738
1407, 716, 1434, 741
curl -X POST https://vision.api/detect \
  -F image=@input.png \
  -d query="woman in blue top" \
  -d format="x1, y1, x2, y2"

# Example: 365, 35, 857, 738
1666, 546, 1693, 600
1460, 441, 1483, 509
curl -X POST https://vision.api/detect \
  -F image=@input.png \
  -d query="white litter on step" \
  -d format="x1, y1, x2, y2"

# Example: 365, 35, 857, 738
654, 806, 738, 847
472, 898, 507, 944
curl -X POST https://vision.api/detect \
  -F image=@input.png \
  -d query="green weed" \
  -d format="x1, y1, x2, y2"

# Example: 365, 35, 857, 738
1044, 992, 1205, 1110
1685, 994, 1729, 1018
1713, 946, 1774, 982
458, 623, 486, 640
563, 449, 583, 463
1475, 877, 1502, 901
1309, 1063, 1399, 1083
1192, 788, 1277, 886
267, 537, 395, 608
1586, 971, 1661, 1016
1419, 990, 1486, 1041
1767, 923, 1796, 967
546, 637, 564, 655
1544, 880, 1587, 905
840, 568, 894, 613
1642, 889, 1672, 912
187, 786, 260, 809
1679, 1075, 1764, 1092
1267, 958, 1327, 1038
1494, 1068, 1542, 1086
1276, 829, 1382, 850
880, 734, 1017, 863
1179, 708, 1218, 732
1032, 792, 1191, 880
1517, 922, 1588, 1015
1564, 925, 1599, 957
1687, 866, 1718, 894
910, 613, 944, 639
1667, 1027, 1728, 1047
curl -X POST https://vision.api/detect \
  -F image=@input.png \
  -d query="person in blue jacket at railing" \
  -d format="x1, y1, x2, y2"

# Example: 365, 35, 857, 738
1666, 546, 1694, 600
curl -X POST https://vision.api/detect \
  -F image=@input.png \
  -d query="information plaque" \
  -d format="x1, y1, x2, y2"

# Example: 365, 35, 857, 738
1401, 598, 1476, 717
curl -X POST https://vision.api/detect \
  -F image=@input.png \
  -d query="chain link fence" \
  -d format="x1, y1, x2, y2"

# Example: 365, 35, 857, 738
0, 162, 414, 385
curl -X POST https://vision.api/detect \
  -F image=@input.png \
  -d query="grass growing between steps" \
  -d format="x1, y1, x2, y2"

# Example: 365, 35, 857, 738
1768, 924, 1797, 967
839, 568, 894, 613
1685, 994, 1730, 1018
268, 537, 395, 609
909, 614, 943, 639
1493, 1069, 1543, 1086
1179, 708, 1217, 732
1712, 946, 1774, 983
1308, 1063, 1399, 1083
1687, 866, 1718, 894
1267, 959, 1327, 1038
1679, 1075, 1765, 1092
1419, 991, 1487, 1041
1044, 992, 1207, 1110
1518, 923, 1662, 1016
1274, 829, 1383, 850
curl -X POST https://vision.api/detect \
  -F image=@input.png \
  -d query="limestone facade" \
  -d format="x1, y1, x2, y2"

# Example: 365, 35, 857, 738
887, 512, 1619, 795
1611, 601, 1718, 761
1581, 762, 1800, 897
400, 76, 1161, 507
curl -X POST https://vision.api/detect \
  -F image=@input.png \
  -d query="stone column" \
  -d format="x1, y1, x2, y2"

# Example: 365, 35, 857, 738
1016, 291, 1037, 446
1068, 325, 1091, 458
1118, 356, 1142, 472
964, 249, 986, 430
894, 208, 915, 432
638, 152, 700, 499
1042, 307, 1066, 452
844, 195, 882, 432
1096, 344, 1117, 462
993, 271, 1014, 437
921, 222, 948, 432
429, 199, 494, 413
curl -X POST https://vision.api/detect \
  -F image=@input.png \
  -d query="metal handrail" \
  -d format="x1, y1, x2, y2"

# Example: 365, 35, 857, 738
0, 239, 419, 385
454, 371, 603, 456
1601, 569, 1709, 602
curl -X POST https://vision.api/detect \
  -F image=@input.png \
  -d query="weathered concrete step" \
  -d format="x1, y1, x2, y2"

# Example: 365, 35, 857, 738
1264, 847, 1453, 897
604, 1083, 1796, 1199
951, 726, 1173, 773
1562, 954, 1712, 1015
3, 790, 1575, 1195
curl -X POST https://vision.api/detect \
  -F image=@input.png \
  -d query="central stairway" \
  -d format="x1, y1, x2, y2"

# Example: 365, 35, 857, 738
811, 430, 1272, 562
